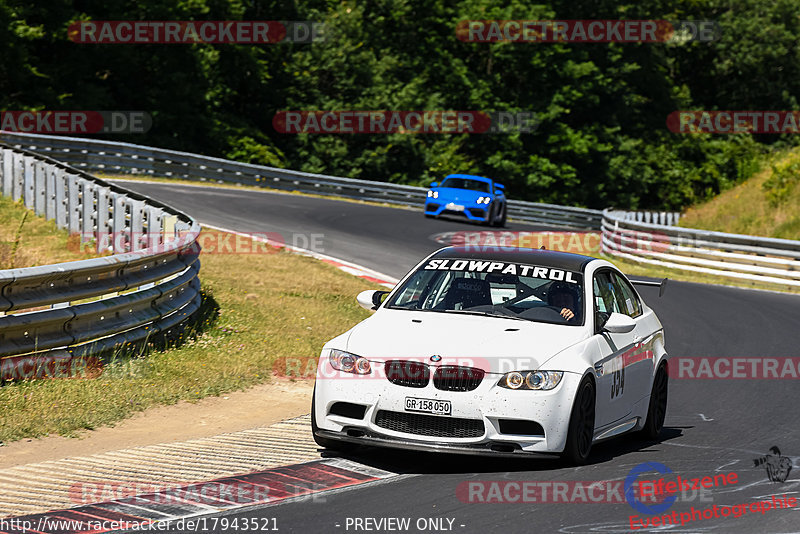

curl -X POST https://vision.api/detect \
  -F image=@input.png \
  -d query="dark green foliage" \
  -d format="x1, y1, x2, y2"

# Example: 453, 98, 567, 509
0, 0, 793, 209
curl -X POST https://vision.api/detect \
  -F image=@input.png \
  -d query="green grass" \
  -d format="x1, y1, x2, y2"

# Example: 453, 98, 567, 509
0, 195, 97, 268
679, 147, 800, 240
0, 233, 378, 442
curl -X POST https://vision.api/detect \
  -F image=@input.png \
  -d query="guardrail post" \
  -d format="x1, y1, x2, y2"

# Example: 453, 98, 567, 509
1, 149, 11, 196
147, 206, 164, 248
34, 161, 47, 216
130, 199, 145, 251
54, 169, 67, 229
67, 174, 80, 234
112, 194, 129, 253
45, 166, 57, 220
22, 156, 35, 208
96, 187, 111, 252
12, 152, 24, 202
81, 180, 95, 244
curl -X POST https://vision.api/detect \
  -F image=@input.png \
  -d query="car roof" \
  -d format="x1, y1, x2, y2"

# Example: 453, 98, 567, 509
443, 174, 492, 183
432, 246, 595, 273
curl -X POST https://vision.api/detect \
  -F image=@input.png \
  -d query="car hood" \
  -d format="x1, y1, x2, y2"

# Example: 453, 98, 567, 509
343, 309, 588, 374
434, 187, 487, 203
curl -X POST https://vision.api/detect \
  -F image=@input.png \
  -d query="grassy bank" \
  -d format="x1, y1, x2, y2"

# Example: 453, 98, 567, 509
680, 147, 800, 240
0, 194, 95, 268
0, 233, 377, 442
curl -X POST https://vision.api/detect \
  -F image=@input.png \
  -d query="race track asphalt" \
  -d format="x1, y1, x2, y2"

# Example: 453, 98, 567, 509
119, 181, 800, 534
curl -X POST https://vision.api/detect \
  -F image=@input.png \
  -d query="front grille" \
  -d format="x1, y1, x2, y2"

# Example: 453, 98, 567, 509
385, 360, 429, 388
426, 203, 440, 211
433, 365, 484, 392
375, 410, 485, 438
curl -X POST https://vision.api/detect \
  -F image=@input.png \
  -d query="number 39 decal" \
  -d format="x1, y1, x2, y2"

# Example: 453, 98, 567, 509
611, 367, 625, 399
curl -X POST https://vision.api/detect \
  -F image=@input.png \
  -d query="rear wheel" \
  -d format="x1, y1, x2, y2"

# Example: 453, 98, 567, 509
311, 385, 354, 452
562, 377, 595, 465
639, 363, 668, 440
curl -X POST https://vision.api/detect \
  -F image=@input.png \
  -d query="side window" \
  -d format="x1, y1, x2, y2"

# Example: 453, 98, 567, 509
593, 271, 623, 314
612, 272, 643, 318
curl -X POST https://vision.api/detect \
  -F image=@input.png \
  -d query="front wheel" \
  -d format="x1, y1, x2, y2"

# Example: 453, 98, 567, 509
562, 377, 596, 465
639, 363, 668, 440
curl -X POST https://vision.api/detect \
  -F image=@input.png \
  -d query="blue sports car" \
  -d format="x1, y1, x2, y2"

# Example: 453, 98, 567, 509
424, 174, 507, 227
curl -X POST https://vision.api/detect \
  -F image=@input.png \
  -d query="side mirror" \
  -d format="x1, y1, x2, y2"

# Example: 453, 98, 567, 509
429, 182, 438, 188
356, 290, 389, 311
602, 312, 636, 334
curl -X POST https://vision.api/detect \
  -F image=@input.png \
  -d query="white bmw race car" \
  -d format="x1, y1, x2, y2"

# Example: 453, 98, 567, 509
311, 246, 669, 464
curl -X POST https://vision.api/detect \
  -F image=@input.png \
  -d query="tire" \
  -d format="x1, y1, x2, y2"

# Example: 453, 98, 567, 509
639, 363, 668, 440
493, 204, 507, 227
562, 376, 596, 465
311, 385, 354, 452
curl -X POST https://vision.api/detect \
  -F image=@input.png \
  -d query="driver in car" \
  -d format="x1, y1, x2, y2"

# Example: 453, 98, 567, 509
548, 283, 579, 321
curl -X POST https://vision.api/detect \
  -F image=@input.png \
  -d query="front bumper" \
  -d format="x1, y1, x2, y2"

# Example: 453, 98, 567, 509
313, 365, 582, 455
425, 201, 489, 222
314, 429, 561, 458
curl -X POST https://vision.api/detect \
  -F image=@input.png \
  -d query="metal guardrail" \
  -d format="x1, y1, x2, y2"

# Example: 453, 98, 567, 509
0, 132, 603, 230
602, 209, 800, 288
3, 131, 795, 301
0, 142, 202, 380
611, 210, 681, 226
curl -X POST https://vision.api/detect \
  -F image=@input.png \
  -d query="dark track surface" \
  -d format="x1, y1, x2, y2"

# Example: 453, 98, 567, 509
119, 181, 800, 534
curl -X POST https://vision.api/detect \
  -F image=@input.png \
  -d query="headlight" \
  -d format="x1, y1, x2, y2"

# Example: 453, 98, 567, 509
329, 349, 372, 374
427, 190, 439, 198
476, 196, 491, 204
498, 371, 563, 390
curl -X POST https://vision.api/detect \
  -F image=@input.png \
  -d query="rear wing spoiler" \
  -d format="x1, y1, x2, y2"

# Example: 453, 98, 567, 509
630, 278, 668, 297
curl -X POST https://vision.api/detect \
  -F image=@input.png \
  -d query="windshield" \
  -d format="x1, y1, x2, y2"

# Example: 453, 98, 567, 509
439, 177, 491, 193
386, 258, 584, 325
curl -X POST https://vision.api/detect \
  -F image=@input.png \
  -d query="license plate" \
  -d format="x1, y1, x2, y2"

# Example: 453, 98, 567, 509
446, 203, 464, 212
405, 397, 452, 415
